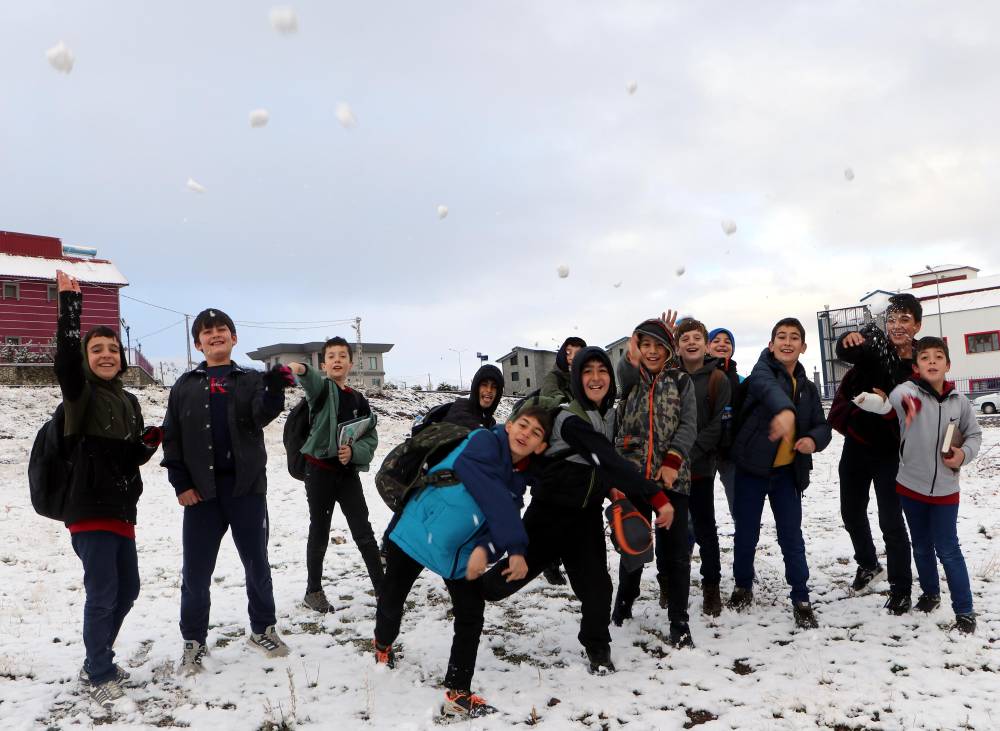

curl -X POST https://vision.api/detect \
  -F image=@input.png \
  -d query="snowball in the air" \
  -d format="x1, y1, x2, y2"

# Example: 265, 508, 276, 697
613, 281, 622, 288
844, 167, 855, 181
46, 41, 74, 74
336, 102, 357, 128
269, 6, 298, 34
557, 265, 570, 279
437, 205, 448, 219
676, 266, 686, 277
867, 293, 891, 316
186, 178, 206, 194
249, 109, 270, 128
721, 219, 737, 236
626, 80, 638, 95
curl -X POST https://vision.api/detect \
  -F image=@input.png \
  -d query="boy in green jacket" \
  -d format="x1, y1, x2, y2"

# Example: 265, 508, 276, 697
287, 337, 381, 612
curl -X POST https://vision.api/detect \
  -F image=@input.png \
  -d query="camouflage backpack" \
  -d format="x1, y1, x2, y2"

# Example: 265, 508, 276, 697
374, 422, 471, 511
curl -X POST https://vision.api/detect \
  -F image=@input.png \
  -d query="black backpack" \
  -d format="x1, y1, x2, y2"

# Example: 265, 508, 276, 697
283, 386, 330, 481
374, 422, 471, 511
28, 403, 74, 521
410, 402, 453, 436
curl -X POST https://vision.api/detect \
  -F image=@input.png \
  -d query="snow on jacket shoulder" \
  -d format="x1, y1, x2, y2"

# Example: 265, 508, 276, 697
889, 379, 982, 499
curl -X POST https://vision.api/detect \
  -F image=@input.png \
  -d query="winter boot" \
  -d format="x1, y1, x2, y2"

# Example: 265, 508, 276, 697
303, 589, 333, 613
586, 645, 616, 675
884, 591, 912, 616
669, 622, 695, 649
702, 584, 722, 617
657, 574, 669, 609
727, 587, 753, 612
915, 593, 941, 613
955, 614, 977, 634
793, 601, 819, 629
543, 562, 567, 586
611, 590, 633, 627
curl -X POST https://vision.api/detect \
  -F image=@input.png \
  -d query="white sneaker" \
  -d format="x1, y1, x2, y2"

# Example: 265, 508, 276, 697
89, 678, 136, 715
79, 664, 131, 685
247, 625, 290, 658
177, 640, 208, 676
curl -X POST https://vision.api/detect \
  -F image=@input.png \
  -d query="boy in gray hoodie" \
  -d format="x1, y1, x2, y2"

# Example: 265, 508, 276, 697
854, 336, 982, 633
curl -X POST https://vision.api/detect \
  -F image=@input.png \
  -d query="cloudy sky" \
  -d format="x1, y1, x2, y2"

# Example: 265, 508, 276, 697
3, 1, 999, 386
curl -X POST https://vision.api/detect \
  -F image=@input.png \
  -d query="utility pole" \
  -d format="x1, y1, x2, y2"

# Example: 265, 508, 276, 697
426, 373, 433, 391
448, 348, 467, 390
184, 314, 193, 371
159, 361, 164, 384
351, 316, 363, 388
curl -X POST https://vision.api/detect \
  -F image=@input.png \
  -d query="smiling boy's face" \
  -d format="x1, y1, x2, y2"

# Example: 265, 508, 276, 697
915, 346, 949, 385
505, 414, 548, 460
87, 336, 122, 381
322, 344, 353, 383
709, 332, 733, 359
768, 326, 806, 369
195, 324, 236, 365
478, 379, 498, 409
580, 358, 611, 405
885, 310, 921, 350
638, 335, 669, 374
678, 330, 707, 367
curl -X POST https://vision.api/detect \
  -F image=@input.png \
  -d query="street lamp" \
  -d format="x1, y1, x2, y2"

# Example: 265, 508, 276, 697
924, 265, 945, 338
448, 348, 467, 390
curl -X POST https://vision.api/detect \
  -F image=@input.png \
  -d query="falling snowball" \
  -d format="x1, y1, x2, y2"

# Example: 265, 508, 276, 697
269, 6, 298, 34
867, 292, 891, 317
844, 167, 855, 181
613, 281, 622, 288
46, 41, 74, 74
721, 218, 737, 236
249, 109, 270, 128
557, 265, 570, 279
437, 205, 449, 219
186, 178, 206, 194
626, 80, 638, 95
336, 102, 357, 128
675, 266, 686, 277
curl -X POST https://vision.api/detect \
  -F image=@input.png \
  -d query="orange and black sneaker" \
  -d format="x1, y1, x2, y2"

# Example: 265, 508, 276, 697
442, 689, 497, 718
373, 639, 395, 668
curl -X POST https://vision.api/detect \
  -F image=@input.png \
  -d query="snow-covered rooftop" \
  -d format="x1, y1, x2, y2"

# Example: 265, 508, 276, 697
921, 287, 1000, 315
0, 253, 128, 286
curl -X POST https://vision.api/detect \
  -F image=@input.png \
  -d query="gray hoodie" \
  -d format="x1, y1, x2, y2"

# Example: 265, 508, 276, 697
888, 379, 982, 499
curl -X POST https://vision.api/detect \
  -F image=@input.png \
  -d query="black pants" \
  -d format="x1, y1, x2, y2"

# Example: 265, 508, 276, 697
305, 463, 384, 594
617, 492, 689, 624
687, 477, 721, 586
839, 439, 912, 593
481, 499, 613, 652
374, 541, 485, 691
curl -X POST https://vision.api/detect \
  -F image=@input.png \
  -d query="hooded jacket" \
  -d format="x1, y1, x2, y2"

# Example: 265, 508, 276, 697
685, 355, 731, 479
539, 338, 584, 407
888, 379, 982, 500
731, 348, 832, 491
54, 290, 156, 526
297, 364, 378, 471
531, 347, 669, 510
443, 364, 505, 430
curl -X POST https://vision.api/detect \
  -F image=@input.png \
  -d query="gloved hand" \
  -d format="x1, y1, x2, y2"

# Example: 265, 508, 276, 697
142, 425, 163, 449
853, 392, 892, 415
263, 364, 296, 392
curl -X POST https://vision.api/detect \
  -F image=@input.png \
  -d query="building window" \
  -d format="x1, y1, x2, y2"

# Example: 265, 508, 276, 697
526, 378, 531, 388
511, 371, 520, 382
371, 378, 381, 387
4, 336, 20, 345
965, 331, 1000, 354
368, 356, 377, 371
2, 282, 19, 300
524, 355, 529, 367
970, 377, 1000, 393
47, 284, 58, 301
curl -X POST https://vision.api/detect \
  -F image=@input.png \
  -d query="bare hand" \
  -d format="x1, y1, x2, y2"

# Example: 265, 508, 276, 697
466, 546, 488, 580
338, 445, 352, 465
654, 502, 674, 529
287, 362, 306, 376
655, 465, 678, 489
769, 410, 795, 442
794, 437, 816, 454
842, 332, 865, 348
56, 270, 81, 294
177, 488, 202, 506
627, 333, 640, 366
943, 447, 966, 469
502, 555, 528, 582
660, 309, 679, 335
873, 387, 888, 401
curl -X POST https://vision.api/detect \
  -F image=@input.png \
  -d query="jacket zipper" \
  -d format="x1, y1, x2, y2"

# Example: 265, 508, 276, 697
644, 376, 657, 479
929, 401, 941, 494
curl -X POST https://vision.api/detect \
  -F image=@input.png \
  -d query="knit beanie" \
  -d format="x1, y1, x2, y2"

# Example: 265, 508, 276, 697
707, 327, 736, 351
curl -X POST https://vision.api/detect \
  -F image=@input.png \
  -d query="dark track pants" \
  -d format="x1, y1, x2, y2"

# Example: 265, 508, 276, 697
687, 477, 721, 586
374, 540, 484, 691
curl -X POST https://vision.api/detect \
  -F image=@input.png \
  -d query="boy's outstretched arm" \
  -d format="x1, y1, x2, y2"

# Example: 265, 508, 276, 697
252, 364, 293, 428
53, 272, 87, 405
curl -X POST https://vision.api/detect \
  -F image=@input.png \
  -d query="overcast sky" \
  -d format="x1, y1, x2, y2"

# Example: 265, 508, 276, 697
3, 2, 999, 387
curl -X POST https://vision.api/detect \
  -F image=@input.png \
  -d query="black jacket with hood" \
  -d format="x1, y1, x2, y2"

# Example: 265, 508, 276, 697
442, 364, 505, 430
686, 355, 732, 479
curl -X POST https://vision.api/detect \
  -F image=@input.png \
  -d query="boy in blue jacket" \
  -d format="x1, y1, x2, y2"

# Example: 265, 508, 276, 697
372, 407, 551, 719
727, 318, 831, 628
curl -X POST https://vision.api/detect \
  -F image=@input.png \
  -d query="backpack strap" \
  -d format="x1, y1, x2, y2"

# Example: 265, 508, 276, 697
707, 367, 725, 415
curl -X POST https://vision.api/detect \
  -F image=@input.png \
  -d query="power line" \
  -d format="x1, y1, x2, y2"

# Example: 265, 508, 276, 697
136, 318, 186, 341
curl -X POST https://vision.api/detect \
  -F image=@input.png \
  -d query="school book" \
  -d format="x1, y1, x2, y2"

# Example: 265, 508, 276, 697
337, 415, 374, 447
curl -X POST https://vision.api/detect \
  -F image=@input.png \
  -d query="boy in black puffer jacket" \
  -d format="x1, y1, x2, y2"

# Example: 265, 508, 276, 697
728, 318, 831, 628
708, 327, 741, 517
54, 271, 161, 714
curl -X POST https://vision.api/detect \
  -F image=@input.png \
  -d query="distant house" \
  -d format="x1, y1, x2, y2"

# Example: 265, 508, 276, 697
496, 347, 557, 396
605, 336, 631, 376
246, 341, 393, 389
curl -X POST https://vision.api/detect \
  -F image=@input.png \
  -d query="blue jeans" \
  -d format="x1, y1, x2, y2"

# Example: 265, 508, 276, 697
71, 531, 140, 685
899, 496, 973, 615
733, 467, 810, 603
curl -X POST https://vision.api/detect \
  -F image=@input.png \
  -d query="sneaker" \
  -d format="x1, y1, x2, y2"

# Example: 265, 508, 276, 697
793, 601, 819, 629
657, 574, 669, 609
247, 625, 290, 658
955, 613, 976, 634
915, 593, 942, 613
727, 587, 753, 612
702, 584, 722, 617
586, 645, 616, 675
373, 639, 395, 668
542, 563, 567, 586
669, 622, 695, 649
851, 564, 886, 593
303, 590, 333, 613
79, 664, 131, 685
884, 592, 912, 616
177, 640, 208, 676
89, 678, 135, 714
611, 594, 633, 627
442, 689, 497, 718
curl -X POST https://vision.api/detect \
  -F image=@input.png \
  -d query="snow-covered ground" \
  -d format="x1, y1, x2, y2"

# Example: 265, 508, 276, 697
0, 386, 998, 730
